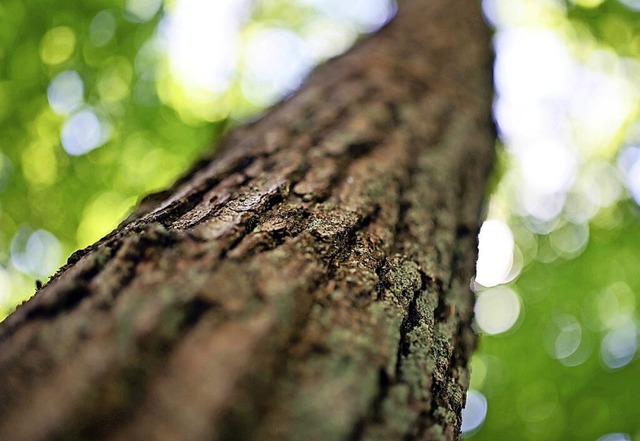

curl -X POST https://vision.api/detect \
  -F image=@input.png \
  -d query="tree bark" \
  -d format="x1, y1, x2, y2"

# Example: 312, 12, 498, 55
0, 1, 494, 440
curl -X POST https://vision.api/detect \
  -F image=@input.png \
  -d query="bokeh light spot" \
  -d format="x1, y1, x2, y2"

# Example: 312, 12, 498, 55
570, 65, 637, 156
242, 27, 313, 106
469, 356, 488, 390
301, 17, 358, 61
596, 282, 636, 330
617, 145, 640, 206
61, 109, 109, 156
619, 0, 640, 10
165, 0, 249, 94
97, 57, 133, 102
22, 142, 58, 187
89, 10, 117, 47
566, 161, 622, 223
476, 219, 515, 287
549, 221, 589, 258
519, 139, 576, 195
554, 315, 581, 359
125, 0, 162, 23
545, 313, 592, 367
570, 0, 606, 7
461, 390, 488, 437
10, 228, 62, 278
474, 286, 522, 335
47, 70, 84, 115
521, 189, 566, 224
597, 433, 632, 441
600, 324, 638, 370
40, 26, 76, 66
494, 29, 572, 111
298, 0, 397, 32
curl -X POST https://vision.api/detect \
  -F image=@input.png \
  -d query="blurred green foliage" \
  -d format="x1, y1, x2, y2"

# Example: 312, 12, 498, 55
2, 0, 640, 440
473, 202, 640, 440
0, 0, 224, 313
567, 0, 640, 57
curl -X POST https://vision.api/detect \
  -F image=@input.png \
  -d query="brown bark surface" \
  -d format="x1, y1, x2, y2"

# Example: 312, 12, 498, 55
0, 1, 494, 440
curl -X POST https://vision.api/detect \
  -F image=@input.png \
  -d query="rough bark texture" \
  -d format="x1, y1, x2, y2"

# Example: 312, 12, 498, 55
0, 1, 494, 440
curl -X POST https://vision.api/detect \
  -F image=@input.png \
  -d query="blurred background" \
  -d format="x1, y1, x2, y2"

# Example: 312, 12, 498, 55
1, 0, 639, 439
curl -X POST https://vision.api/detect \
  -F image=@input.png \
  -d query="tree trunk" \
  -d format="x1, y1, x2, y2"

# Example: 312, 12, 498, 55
0, 1, 494, 440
